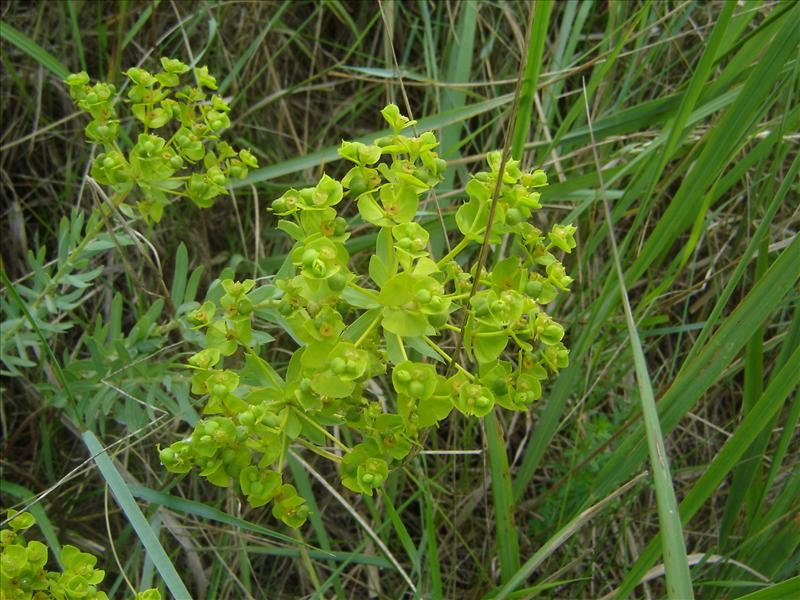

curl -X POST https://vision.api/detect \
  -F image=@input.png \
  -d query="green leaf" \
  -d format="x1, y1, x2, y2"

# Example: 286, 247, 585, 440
511, 0, 554, 160
485, 411, 520, 582
382, 308, 430, 338
82, 431, 191, 600
472, 329, 509, 364
0, 20, 70, 79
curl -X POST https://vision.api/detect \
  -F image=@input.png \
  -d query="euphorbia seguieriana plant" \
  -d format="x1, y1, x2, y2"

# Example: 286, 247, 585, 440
159, 106, 576, 528
0, 509, 160, 600
64, 58, 258, 223
66, 62, 576, 530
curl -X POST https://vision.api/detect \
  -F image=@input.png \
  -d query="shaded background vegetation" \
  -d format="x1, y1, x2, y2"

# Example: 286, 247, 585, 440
1, 1, 798, 598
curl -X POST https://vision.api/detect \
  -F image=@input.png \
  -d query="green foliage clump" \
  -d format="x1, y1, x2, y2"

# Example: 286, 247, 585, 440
159, 105, 576, 528
64, 58, 258, 223
0, 510, 159, 600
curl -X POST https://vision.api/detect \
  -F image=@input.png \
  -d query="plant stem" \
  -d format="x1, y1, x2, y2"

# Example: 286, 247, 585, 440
354, 311, 382, 348
423, 337, 474, 380
292, 407, 350, 452
436, 236, 470, 268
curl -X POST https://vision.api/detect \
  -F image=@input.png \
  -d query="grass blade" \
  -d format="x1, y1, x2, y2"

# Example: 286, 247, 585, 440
82, 431, 191, 599
287, 455, 345, 598
611, 329, 800, 597
0, 20, 70, 79
513, 2, 800, 501
218, 1, 290, 95
736, 576, 800, 600
586, 83, 693, 600
232, 93, 513, 188
0, 480, 63, 566
511, 0, 553, 161
485, 411, 519, 582
128, 484, 298, 545
439, 0, 478, 164
593, 234, 800, 501
491, 473, 646, 599
625, 1, 800, 278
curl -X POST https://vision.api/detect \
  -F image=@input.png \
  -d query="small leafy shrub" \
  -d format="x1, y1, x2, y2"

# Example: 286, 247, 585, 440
64, 58, 258, 223
158, 104, 577, 528
0, 510, 159, 600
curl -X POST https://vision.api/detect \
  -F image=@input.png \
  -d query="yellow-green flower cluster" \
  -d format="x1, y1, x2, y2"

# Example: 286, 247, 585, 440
64, 58, 258, 223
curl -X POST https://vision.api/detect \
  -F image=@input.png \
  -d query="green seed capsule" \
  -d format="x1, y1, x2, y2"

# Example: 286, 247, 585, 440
428, 311, 448, 328
327, 272, 347, 291
409, 381, 425, 397
346, 359, 358, 374
395, 369, 411, 383
301, 249, 319, 267
361, 473, 374, 484
237, 297, 252, 315
525, 280, 542, 297
506, 207, 522, 225
416, 289, 432, 304
491, 300, 507, 314
331, 357, 346, 374
476, 396, 490, 408
348, 175, 367, 196
212, 384, 227, 397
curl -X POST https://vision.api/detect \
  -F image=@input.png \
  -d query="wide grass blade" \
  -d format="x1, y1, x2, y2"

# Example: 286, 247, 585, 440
587, 83, 693, 599
128, 483, 298, 545
82, 431, 191, 599
512, 1, 800, 501
736, 577, 800, 600
511, 0, 553, 161
232, 93, 513, 188
439, 0, 478, 167
594, 234, 800, 497
0, 20, 70, 79
484, 411, 519, 583
612, 343, 800, 597
1, 480, 63, 566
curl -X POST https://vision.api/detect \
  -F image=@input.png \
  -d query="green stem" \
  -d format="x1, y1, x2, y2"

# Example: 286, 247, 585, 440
354, 311, 382, 348
423, 337, 474, 380
292, 407, 350, 452
294, 437, 343, 463
436, 236, 471, 268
